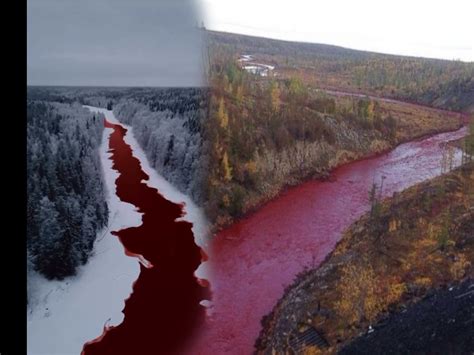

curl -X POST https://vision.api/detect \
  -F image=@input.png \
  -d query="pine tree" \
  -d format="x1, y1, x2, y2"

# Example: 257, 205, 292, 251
27, 100, 108, 281
35, 197, 64, 277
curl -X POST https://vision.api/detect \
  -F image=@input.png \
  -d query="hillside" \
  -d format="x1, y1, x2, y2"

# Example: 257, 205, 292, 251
256, 161, 474, 354
203, 31, 467, 230
206, 30, 474, 113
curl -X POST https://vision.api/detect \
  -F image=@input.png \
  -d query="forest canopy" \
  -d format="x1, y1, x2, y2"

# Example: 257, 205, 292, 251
27, 101, 108, 281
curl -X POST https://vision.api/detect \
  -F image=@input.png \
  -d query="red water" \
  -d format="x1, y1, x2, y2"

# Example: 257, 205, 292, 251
189, 126, 468, 354
80, 115, 467, 354
82, 120, 208, 355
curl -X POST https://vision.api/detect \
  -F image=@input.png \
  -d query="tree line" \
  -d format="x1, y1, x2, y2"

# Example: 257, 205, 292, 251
112, 88, 208, 204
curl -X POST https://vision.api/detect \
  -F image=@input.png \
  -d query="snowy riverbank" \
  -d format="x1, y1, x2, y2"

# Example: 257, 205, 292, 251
87, 106, 210, 265
27, 106, 209, 354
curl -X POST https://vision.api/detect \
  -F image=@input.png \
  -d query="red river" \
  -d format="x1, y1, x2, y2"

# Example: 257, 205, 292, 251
189, 125, 468, 354
82, 120, 209, 355
83, 115, 467, 354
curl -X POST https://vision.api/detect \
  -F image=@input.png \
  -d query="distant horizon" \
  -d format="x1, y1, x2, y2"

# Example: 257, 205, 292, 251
204, 28, 474, 63
198, 0, 474, 63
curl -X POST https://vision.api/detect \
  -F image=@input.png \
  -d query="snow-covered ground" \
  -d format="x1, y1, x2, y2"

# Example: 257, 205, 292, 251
27, 106, 210, 354
86, 106, 210, 255
238, 54, 253, 62
238, 54, 276, 76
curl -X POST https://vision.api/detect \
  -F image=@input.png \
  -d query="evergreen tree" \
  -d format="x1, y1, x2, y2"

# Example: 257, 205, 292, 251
27, 100, 108, 281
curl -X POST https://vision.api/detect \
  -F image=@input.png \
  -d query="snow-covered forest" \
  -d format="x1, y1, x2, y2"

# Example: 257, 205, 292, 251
27, 100, 108, 287
113, 88, 208, 203
27, 86, 208, 204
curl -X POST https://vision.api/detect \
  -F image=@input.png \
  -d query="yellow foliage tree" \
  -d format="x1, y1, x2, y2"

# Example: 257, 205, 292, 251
388, 218, 401, 232
367, 100, 375, 121
384, 282, 406, 305
222, 193, 230, 208
288, 77, 307, 104
222, 74, 230, 92
222, 151, 232, 181
235, 85, 244, 105
269, 81, 281, 113
245, 160, 257, 174
218, 97, 229, 129
450, 253, 471, 279
334, 262, 381, 325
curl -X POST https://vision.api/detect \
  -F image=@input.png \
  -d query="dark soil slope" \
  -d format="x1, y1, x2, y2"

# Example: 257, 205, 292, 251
340, 279, 474, 355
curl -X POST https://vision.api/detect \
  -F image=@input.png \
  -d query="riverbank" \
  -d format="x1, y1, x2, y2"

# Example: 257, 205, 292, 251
205, 29, 472, 231
220, 117, 466, 233
82, 108, 210, 355
26, 106, 210, 354
256, 162, 474, 354
27, 110, 141, 355
205, 40, 467, 232
187, 125, 468, 354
